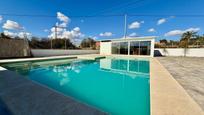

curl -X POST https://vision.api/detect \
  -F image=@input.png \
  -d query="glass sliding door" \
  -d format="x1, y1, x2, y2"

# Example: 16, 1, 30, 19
119, 42, 128, 55
130, 41, 140, 55
111, 40, 151, 56
129, 41, 151, 56
140, 41, 151, 55
112, 42, 120, 54
112, 42, 128, 55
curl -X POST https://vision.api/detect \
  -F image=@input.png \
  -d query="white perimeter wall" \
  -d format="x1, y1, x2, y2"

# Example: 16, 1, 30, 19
31, 49, 99, 57
155, 48, 204, 57
100, 42, 112, 55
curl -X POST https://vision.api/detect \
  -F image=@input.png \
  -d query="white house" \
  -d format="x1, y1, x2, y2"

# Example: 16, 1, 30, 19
100, 36, 156, 57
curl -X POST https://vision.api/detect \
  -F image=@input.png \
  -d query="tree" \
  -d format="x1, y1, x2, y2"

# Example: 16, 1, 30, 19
64, 39, 76, 49
180, 31, 197, 56
159, 39, 168, 56
80, 38, 96, 49
169, 40, 179, 48
29, 37, 40, 49
28, 37, 77, 49
159, 39, 168, 44
180, 31, 196, 47
193, 35, 204, 47
0, 33, 11, 39
52, 38, 76, 49
159, 39, 168, 48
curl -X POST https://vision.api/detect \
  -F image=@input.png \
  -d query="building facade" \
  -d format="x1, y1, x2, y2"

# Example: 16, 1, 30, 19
100, 36, 156, 57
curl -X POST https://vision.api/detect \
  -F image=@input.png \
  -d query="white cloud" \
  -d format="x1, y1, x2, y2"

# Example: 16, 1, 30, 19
73, 27, 80, 31
2, 20, 31, 39
56, 12, 70, 28
3, 30, 32, 39
157, 18, 166, 25
157, 16, 175, 25
48, 27, 84, 41
128, 21, 143, 29
164, 30, 183, 36
185, 28, 200, 32
48, 12, 85, 45
99, 32, 113, 37
3, 30, 17, 37
58, 22, 67, 28
129, 32, 137, 37
50, 26, 64, 33
2, 20, 23, 30
18, 32, 32, 38
148, 28, 156, 32
164, 27, 200, 36
57, 12, 70, 24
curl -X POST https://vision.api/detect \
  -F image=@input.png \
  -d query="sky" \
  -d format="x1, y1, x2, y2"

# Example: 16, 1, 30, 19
0, 0, 204, 43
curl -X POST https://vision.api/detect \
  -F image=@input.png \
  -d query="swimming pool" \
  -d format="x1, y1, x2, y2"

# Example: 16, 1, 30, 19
1, 58, 150, 115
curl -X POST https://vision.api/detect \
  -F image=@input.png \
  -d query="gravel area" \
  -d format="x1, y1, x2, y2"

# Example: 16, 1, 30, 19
157, 57, 204, 110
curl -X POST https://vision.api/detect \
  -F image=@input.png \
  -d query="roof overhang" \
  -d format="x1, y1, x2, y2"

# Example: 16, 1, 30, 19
99, 36, 157, 42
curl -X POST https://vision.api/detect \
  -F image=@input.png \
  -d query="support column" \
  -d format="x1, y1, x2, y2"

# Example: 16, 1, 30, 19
128, 41, 130, 55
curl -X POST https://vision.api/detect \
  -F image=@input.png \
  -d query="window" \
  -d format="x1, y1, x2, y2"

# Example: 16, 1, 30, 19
112, 42, 128, 54
130, 41, 140, 55
140, 41, 151, 55
112, 42, 120, 54
119, 42, 128, 54
111, 40, 151, 56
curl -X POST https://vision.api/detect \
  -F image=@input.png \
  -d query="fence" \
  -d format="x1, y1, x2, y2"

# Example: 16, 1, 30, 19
0, 39, 30, 58
155, 48, 204, 57
31, 49, 99, 57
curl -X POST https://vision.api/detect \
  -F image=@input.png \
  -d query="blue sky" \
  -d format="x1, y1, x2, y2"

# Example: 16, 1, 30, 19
0, 0, 204, 42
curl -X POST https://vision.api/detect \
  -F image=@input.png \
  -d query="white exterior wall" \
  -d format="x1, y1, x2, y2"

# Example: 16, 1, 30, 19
31, 49, 99, 57
100, 42, 112, 55
151, 38, 155, 57
155, 48, 204, 57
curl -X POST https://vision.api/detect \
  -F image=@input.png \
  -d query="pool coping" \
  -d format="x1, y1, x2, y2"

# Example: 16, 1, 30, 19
150, 58, 204, 115
0, 55, 78, 64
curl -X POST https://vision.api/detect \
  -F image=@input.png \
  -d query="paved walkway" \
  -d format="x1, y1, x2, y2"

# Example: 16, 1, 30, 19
157, 57, 204, 110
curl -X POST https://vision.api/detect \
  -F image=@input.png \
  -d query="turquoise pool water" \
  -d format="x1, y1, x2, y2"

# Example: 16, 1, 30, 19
2, 58, 150, 115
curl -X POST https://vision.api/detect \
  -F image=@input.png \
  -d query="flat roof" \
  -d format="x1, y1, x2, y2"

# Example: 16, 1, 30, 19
99, 36, 157, 42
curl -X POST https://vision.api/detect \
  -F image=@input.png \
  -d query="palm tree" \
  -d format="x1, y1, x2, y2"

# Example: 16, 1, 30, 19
180, 31, 197, 56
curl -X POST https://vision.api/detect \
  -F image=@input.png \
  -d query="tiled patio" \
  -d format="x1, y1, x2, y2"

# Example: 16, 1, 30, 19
157, 57, 204, 110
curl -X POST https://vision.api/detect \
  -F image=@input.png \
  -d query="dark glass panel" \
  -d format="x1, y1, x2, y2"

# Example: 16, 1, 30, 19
130, 41, 140, 55
140, 41, 151, 55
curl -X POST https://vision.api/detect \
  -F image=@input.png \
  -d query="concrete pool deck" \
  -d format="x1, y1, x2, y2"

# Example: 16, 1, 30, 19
157, 57, 204, 110
150, 58, 204, 115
